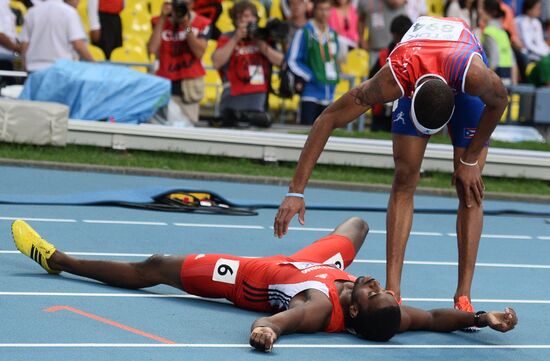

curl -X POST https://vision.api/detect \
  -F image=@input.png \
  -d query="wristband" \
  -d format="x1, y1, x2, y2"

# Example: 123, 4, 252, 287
285, 192, 304, 199
474, 311, 487, 328
459, 157, 479, 167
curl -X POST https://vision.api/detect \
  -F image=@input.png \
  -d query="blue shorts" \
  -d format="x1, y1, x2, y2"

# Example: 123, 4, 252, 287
391, 92, 485, 148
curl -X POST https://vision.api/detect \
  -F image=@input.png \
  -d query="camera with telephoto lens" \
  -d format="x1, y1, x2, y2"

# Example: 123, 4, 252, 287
246, 19, 289, 43
172, 0, 188, 18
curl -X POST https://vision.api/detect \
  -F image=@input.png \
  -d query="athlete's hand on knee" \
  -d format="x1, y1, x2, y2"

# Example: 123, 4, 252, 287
274, 197, 306, 238
452, 164, 484, 207
250, 326, 277, 352
486, 308, 518, 332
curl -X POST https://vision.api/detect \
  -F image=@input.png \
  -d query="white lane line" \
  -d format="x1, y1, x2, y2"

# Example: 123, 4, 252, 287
2, 292, 550, 305
538, 236, 550, 240
410, 231, 443, 236
0, 292, 198, 298
447, 233, 532, 240
353, 259, 550, 269
3, 250, 550, 269
173, 223, 264, 229
0, 343, 549, 349
0, 217, 77, 223
82, 220, 167, 226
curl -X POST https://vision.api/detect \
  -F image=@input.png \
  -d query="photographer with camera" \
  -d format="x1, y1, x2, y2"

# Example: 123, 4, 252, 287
148, 0, 211, 125
211, 0, 284, 127
287, 0, 342, 125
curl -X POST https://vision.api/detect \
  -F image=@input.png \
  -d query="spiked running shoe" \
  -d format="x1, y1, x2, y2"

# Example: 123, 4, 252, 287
454, 295, 479, 332
12, 220, 60, 274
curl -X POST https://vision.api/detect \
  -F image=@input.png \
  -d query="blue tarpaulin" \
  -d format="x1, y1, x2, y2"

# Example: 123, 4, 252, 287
19, 60, 170, 123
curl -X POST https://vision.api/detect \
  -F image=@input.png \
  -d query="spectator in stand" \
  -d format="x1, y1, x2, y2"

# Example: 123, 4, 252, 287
95, 0, 124, 59
516, 0, 549, 60
328, 0, 359, 50
19, 0, 94, 72
148, 0, 211, 125
368, 15, 412, 132
285, 0, 309, 52
516, 0, 550, 85
445, 0, 480, 30
211, 0, 283, 127
287, 0, 341, 125
357, 0, 407, 68
0, 0, 21, 79
482, 0, 517, 85
404, 0, 427, 21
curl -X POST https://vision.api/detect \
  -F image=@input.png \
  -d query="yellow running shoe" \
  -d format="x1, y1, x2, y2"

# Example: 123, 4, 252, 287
11, 220, 60, 274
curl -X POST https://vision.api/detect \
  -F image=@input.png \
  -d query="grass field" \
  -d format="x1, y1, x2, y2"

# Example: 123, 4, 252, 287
1, 141, 548, 197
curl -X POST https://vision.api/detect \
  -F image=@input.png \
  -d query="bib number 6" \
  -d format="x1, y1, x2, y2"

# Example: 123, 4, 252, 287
212, 258, 240, 284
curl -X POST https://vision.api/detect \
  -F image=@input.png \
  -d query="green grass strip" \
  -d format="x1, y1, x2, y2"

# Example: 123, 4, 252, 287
0, 142, 548, 196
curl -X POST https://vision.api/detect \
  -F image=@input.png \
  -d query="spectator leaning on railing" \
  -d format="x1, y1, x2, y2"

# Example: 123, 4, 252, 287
287, 0, 341, 125
19, 0, 94, 72
211, 0, 283, 127
148, 0, 211, 125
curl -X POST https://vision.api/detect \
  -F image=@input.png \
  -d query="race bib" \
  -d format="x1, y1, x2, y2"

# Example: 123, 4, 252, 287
325, 62, 337, 81
324, 253, 344, 270
212, 258, 240, 284
401, 17, 464, 43
249, 65, 265, 85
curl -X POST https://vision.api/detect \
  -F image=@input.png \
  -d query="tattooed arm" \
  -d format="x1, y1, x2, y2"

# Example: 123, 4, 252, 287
273, 65, 402, 238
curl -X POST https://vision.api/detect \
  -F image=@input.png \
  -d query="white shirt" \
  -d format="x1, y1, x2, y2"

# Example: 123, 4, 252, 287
19, 0, 87, 71
406, 0, 427, 22
0, 0, 17, 56
515, 15, 549, 61
87, 0, 100, 31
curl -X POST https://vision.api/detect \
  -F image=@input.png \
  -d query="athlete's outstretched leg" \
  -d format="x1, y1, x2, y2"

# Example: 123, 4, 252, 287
49, 252, 185, 290
12, 220, 184, 290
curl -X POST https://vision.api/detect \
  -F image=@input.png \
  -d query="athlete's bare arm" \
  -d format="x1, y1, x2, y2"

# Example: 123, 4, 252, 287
399, 305, 517, 333
249, 290, 332, 352
454, 56, 509, 206
274, 65, 402, 238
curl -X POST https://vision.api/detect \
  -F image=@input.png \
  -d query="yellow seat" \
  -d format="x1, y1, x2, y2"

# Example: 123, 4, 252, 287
200, 69, 222, 107
110, 46, 151, 73
148, 0, 164, 17
88, 44, 106, 61
216, 1, 235, 34
202, 40, 218, 67
121, 3, 152, 37
426, 0, 445, 16
334, 79, 351, 100
269, 0, 284, 20
9, 0, 27, 33
342, 49, 369, 82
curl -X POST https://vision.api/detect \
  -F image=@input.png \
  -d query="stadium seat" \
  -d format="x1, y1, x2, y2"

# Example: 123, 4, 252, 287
342, 48, 369, 83
110, 46, 151, 73
88, 44, 106, 61
121, 2, 152, 38
426, 0, 445, 16
148, 0, 164, 17
216, 1, 235, 33
334, 78, 351, 100
202, 40, 218, 67
200, 69, 223, 114
269, 0, 284, 20
9, 0, 27, 33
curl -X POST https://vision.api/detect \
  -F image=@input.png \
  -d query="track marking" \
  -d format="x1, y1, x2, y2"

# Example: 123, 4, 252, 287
447, 233, 532, 240
1, 343, 550, 349
82, 220, 167, 226
3, 250, 550, 269
0, 217, 77, 223
538, 236, 550, 240
173, 223, 264, 229
44, 305, 175, 344
3, 292, 550, 304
